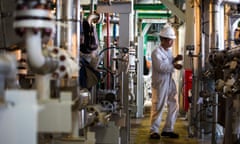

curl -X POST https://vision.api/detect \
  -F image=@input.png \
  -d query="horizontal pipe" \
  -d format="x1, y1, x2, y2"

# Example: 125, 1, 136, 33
221, 0, 240, 4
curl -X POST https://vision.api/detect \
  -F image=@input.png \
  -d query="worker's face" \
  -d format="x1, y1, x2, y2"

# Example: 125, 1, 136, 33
161, 37, 174, 49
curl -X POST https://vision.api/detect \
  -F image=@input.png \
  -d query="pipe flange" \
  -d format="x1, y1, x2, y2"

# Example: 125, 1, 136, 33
13, 9, 55, 37
28, 55, 58, 75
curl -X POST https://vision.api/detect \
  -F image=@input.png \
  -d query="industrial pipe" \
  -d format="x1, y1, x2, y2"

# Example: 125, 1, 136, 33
210, 1, 221, 143
56, 0, 81, 60
25, 30, 58, 74
221, 0, 240, 4
13, 3, 58, 74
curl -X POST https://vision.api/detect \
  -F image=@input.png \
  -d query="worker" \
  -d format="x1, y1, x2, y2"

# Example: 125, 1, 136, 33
149, 24, 183, 139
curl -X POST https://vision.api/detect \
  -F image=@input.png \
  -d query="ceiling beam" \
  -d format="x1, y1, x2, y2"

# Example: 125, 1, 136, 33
160, 0, 185, 22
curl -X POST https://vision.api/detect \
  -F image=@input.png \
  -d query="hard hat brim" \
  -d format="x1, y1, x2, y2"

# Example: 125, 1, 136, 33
159, 35, 176, 40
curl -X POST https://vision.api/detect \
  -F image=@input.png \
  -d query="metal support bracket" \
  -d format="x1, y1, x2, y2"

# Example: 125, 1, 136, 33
160, 0, 186, 22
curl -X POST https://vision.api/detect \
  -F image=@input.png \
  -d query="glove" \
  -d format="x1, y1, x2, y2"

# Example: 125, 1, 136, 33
173, 54, 183, 63
174, 63, 183, 70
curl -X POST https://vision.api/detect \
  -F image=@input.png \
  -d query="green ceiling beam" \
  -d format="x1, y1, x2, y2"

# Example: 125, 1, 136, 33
82, 4, 167, 11
138, 13, 171, 19
134, 4, 167, 11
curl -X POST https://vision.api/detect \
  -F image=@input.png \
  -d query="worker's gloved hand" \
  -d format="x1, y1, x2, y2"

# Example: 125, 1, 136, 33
173, 54, 183, 62
174, 63, 182, 70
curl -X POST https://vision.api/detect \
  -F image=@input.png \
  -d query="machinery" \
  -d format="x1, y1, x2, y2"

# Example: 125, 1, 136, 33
0, 0, 135, 144
183, 1, 240, 144
4, 0, 240, 144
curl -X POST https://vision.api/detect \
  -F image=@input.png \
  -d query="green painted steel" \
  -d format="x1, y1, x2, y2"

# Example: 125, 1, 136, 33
134, 4, 167, 10
82, 3, 171, 19
138, 13, 171, 19
96, 23, 103, 41
147, 35, 158, 41
82, 4, 167, 11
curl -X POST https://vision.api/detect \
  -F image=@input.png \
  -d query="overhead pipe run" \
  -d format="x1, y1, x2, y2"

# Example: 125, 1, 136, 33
221, 0, 240, 4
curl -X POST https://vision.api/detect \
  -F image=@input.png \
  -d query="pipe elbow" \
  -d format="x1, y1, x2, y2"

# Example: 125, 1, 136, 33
29, 56, 58, 75
88, 13, 103, 24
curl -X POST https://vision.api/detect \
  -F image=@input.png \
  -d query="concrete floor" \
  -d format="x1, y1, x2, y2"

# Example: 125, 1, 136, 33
130, 107, 223, 144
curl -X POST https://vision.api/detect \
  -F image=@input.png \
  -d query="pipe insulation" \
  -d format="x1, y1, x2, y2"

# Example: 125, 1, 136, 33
57, 0, 81, 60
25, 30, 45, 68
221, 0, 240, 4
25, 30, 58, 74
210, 1, 221, 143
13, 7, 58, 74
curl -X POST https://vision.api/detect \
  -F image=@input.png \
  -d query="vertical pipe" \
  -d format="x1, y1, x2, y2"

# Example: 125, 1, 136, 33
66, 0, 73, 54
113, 15, 117, 89
210, 0, 220, 143
55, 0, 62, 47
184, 0, 197, 137
75, 0, 81, 67
36, 74, 51, 100
55, 0, 81, 138
90, 0, 94, 14
58, 0, 80, 60
106, 13, 111, 89
195, 0, 202, 138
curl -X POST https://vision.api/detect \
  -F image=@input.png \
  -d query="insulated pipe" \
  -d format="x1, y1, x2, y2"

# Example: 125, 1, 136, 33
210, 1, 220, 143
59, 0, 81, 60
76, 0, 81, 64
55, 0, 62, 48
25, 30, 58, 74
13, 3, 58, 74
221, 0, 240, 4
25, 30, 45, 68
210, 0, 220, 52
90, 0, 95, 14
88, 14, 99, 24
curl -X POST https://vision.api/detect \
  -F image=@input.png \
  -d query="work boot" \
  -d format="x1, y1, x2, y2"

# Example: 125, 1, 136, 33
149, 132, 160, 139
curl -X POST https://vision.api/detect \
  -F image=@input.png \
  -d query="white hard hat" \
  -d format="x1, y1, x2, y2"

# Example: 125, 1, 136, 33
159, 25, 176, 39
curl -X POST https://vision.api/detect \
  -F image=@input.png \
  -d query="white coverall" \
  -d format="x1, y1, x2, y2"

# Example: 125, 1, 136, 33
150, 46, 179, 134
